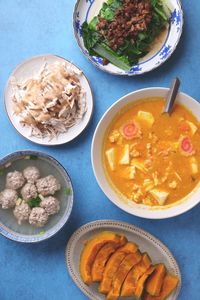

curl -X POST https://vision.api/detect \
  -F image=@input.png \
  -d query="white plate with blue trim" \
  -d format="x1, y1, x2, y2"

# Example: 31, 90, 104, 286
66, 220, 181, 300
73, 0, 183, 76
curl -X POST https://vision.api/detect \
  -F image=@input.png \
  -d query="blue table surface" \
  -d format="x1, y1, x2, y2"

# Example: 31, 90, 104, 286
0, 1, 199, 299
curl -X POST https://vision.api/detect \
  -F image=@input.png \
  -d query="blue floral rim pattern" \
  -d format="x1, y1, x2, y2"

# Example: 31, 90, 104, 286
0, 150, 74, 243
73, 0, 183, 76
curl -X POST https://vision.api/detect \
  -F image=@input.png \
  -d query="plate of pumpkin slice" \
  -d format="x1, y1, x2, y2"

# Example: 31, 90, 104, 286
66, 220, 181, 300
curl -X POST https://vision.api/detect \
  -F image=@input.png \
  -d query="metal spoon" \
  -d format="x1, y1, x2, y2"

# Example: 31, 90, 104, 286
163, 77, 180, 115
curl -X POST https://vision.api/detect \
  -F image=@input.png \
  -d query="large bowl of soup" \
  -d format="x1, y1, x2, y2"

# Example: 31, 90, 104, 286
92, 88, 200, 219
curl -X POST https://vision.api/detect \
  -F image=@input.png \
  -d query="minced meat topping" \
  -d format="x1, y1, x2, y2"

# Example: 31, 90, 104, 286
97, 0, 153, 51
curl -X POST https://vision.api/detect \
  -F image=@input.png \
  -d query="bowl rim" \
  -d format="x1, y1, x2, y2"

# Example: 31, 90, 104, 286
72, 0, 184, 76
4, 54, 94, 146
0, 150, 74, 243
91, 87, 200, 219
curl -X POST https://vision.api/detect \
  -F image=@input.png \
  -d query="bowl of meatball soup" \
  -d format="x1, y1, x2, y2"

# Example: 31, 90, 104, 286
0, 150, 73, 242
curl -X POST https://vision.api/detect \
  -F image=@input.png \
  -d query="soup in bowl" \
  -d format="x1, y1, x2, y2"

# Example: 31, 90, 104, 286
92, 88, 200, 219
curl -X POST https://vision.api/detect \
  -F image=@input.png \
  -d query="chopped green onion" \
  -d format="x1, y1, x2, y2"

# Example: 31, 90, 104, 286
65, 187, 71, 196
24, 155, 38, 160
38, 230, 45, 236
28, 196, 41, 208
30, 155, 38, 160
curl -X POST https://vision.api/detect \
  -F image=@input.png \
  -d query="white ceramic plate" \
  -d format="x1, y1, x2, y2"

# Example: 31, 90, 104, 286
66, 220, 181, 300
73, 0, 183, 76
92, 88, 200, 219
4, 54, 94, 146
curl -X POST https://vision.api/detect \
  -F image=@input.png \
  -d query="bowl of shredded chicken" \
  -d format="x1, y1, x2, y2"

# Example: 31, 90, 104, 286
5, 55, 93, 145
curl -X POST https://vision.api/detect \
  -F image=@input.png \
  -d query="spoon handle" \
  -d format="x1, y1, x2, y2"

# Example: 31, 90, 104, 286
163, 77, 180, 115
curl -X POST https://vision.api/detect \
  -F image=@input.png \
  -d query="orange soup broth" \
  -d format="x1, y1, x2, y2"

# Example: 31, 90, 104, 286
103, 98, 200, 206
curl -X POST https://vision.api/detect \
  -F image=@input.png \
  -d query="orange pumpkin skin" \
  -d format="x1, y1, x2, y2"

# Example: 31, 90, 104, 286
80, 231, 126, 285
143, 273, 179, 300
106, 250, 142, 300
99, 242, 138, 294
121, 252, 152, 297
134, 266, 155, 299
146, 264, 166, 296
91, 236, 127, 282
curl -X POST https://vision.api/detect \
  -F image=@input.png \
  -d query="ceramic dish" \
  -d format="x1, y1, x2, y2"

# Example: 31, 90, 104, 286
73, 0, 183, 76
66, 220, 181, 300
4, 54, 94, 146
92, 87, 200, 219
0, 150, 73, 243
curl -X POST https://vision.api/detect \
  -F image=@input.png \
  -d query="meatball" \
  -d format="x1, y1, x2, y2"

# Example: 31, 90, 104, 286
13, 201, 31, 225
21, 183, 37, 202
40, 196, 60, 216
0, 189, 18, 209
23, 166, 40, 183
6, 171, 25, 190
29, 207, 48, 227
36, 175, 61, 196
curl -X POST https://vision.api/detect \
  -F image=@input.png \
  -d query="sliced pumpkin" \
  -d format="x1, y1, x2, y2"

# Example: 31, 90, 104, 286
80, 231, 126, 285
91, 236, 127, 282
134, 266, 155, 299
121, 252, 152, 297
146, 264, 166, 296
106, 251, 142, 300
143, 273, 179, 300
99, 242, 138, 294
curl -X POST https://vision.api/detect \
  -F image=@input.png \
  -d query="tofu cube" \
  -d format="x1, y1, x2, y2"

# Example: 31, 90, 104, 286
149, 189, 169, 205
119, 144, 130, 165
129, 166, 136, 179
131, 159, 148, 174
106, 148, 116, 171
137, 111, 155, 127
190, 157, 198, 174
122, 166, 136, 179
187, 121, 197, 135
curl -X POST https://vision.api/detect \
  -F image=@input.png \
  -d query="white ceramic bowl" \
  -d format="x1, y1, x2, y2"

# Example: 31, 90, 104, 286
73, 0, 183, 76
92, 88, 200, 219
4, 54, 94, 146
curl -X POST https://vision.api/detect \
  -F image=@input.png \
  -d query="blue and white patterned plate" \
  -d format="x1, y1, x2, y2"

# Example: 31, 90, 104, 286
73, 0, 183, 76
0, 150, 74, 243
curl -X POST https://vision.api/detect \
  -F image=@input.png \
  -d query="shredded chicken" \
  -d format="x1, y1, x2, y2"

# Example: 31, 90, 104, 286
12, 61, 87, 139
